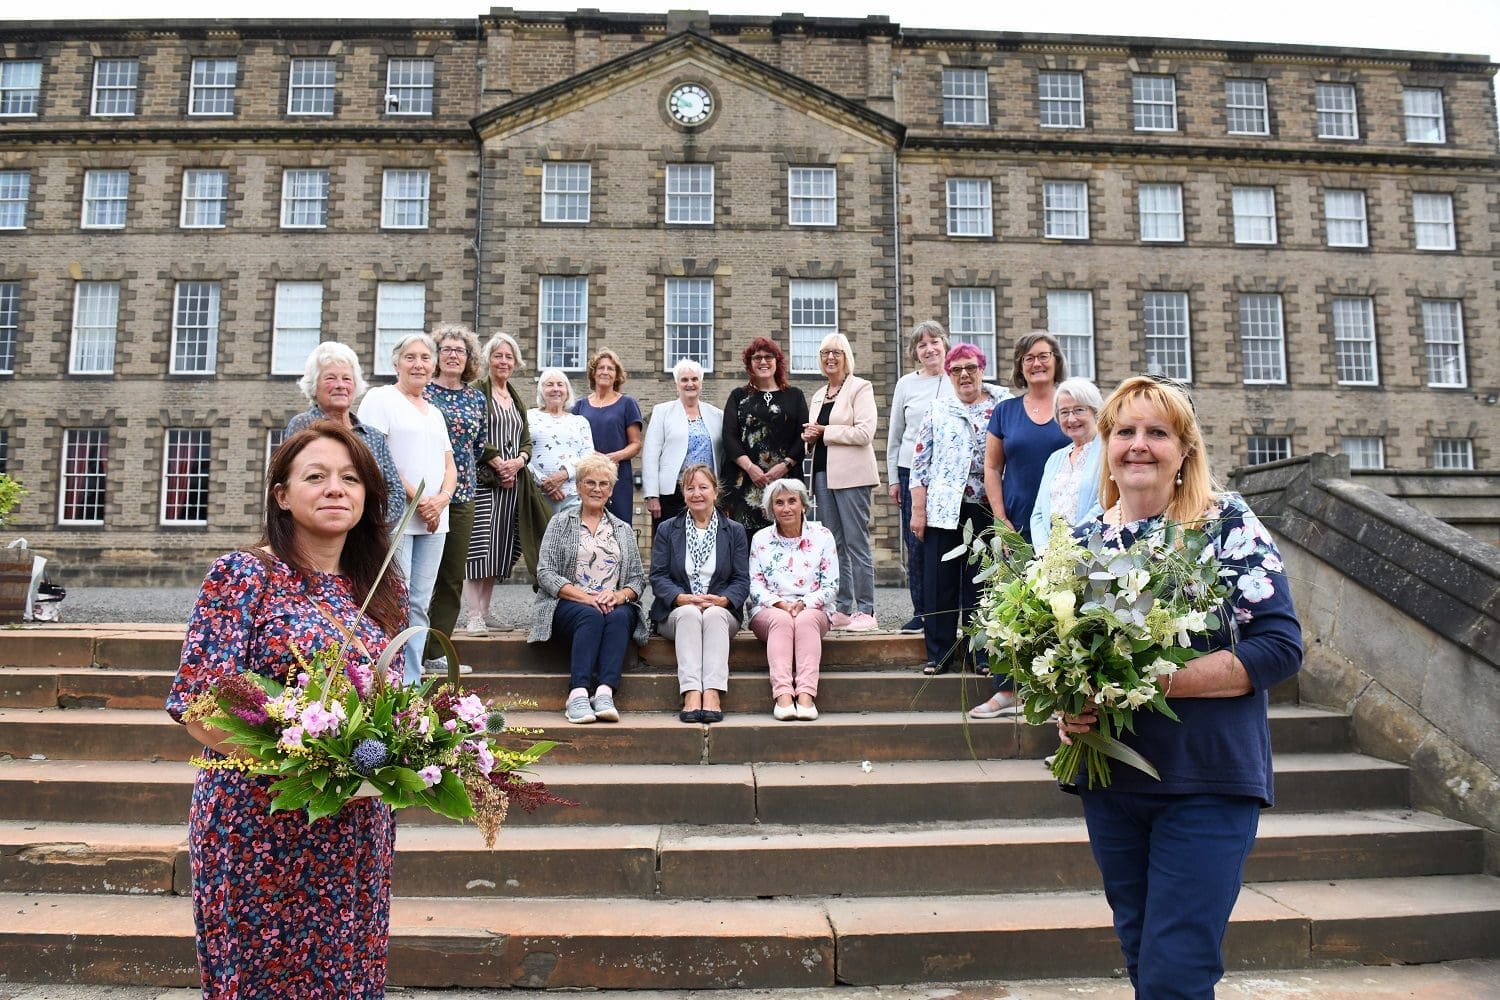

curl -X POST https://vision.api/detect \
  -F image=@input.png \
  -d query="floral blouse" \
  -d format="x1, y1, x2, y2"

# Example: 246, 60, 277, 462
683, 417, 714, 474
424, 383, 487, 504
528, 409, 595, 503
911, 389, 1002, 529
1047, 445, 1090, 523
748, 521, 840, 615
575, 516, 622, 594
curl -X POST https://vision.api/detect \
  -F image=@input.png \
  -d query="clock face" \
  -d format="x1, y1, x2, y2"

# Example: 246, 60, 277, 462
667, 83, 714, 126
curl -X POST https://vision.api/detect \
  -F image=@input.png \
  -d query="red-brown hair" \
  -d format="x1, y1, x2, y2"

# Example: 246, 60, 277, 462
741, 337, 789, 390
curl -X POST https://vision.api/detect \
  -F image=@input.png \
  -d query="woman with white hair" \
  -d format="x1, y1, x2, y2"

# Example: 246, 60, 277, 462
284, 341, 406, 532
642, 358, 724, 532
802, 333, 879, 631
748, 478, 839, 721
1029, 377, 1106, 550
357, 333, 458, 683
528, 368, 595, 515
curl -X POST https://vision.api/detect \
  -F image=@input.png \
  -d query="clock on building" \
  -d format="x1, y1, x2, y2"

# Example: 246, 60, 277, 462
667, 83, 714, 126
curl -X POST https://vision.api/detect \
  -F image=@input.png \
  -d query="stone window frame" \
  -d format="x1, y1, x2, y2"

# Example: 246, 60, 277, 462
0, 279, 17, 375
90, 57, 139, 118
0, 169, 28, 230
1430, 437, 1474, 470
287, 56, 338, 117
0, 59, 42, 118
373, 281, 428, 377
1245, 434, 1293, 466
169, 280, 221, 376
279, 167, 330, 230
1322, 188, 1369, 248
179, 167, 231, 230
1238, 292, 1287, 385
384, 56, 434, 116
1328, 293, 1380, 387
1402, 87, 1446, 144
665, 163, 715, 226
1230, 186, 1278, 245
1224, 78, 1270, 136
159, 427, 213, 526
942, 66, 990, 126
663, 275, 715, 374
1314, 81, 1359, 141
270, 280, 325, 376
1338, 434, 1386, 470
58, 427, 110, 526
1037, 70, 1085, 129
537, 274, 590, 373
787, 166, 838, 228
1045, 288, 1096, 381
945, 177, 993, 238
1042, 180, 1090, 240
1411, 191, 1456, 252
81, 168, 130, 230
1140, 289, 1194, 382
380, 168, 431, 230
69, 281, 120, 375
1419, 298, 1467, 389
785, 274, 842, 375
1131, 74, 1178, 132
188, 57, 238, 117
541, 161, 593, 224
1137, 182, 1185, 243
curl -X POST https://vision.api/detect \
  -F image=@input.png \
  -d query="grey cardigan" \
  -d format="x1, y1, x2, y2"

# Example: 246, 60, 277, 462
527, 506, 650, 645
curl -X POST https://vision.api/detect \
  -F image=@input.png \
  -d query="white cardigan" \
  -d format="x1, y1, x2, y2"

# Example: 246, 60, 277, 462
642, 398, 724, 498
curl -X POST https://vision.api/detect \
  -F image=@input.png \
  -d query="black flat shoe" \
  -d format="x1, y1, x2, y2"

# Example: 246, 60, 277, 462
921, 661, 949, 675
679, 709, 704, 723
699, 709, 724, 724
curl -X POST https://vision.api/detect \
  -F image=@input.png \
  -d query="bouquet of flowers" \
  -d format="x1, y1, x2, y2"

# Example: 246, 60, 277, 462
959, 516, 1231, 788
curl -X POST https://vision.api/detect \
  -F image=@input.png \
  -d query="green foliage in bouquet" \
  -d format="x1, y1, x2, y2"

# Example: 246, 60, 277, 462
958, 515, 1231, 788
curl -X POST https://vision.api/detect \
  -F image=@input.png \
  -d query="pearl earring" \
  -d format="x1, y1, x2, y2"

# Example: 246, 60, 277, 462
1108, 473, 1115, 482
1175, 471, 1183, 486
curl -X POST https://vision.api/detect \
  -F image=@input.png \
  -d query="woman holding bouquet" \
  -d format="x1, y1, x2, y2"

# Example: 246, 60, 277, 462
167, 423, 406, 999
1058, 375, 1303, 1000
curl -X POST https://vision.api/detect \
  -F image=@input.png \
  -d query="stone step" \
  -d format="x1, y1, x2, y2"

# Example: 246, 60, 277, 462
0, 703, 1349, 764
0, 753, 1411, 828
2, 875, 1497, 987
1, 809, 1481, 899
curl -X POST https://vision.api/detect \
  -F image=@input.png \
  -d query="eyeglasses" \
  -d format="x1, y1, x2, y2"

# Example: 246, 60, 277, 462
438, 346, 468, 357
1057, 406, 1092, 419
750, 354, 776, 363
1023, 351, 1055, 365
580, 479, 612, 491
947, 364, 981, 375
820, 350, 845, 358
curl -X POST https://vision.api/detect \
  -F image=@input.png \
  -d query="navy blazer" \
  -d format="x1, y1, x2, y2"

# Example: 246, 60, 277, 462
648, 512, 751, 623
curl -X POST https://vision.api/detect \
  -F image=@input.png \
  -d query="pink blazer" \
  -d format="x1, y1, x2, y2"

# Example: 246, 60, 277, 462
809, 374, 880, 490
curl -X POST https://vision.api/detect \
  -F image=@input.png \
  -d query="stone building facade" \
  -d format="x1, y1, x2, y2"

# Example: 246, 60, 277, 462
0, 12, 1495, 582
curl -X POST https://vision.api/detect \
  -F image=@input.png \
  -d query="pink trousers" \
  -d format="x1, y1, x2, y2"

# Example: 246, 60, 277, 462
749, 606, 829, 699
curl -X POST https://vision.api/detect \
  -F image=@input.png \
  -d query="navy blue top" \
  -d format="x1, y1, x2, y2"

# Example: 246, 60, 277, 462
574, 394, 643, 523
647, 512, 751, 624
987, 396, 1069, 543
1072, 493, 1303, 807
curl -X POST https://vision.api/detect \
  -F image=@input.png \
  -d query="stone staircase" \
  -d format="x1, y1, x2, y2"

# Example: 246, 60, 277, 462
1, 624, 1498, 989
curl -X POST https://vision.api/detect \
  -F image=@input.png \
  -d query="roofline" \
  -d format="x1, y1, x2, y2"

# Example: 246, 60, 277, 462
0, 19, 482, 42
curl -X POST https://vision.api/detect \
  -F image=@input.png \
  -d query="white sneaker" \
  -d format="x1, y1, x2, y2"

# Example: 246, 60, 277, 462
464, 615, 488, 636
422, 657, 473, 676
845, 612, 878, 632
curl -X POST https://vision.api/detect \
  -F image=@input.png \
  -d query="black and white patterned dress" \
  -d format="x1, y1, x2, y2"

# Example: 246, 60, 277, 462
466, 393, 525, 581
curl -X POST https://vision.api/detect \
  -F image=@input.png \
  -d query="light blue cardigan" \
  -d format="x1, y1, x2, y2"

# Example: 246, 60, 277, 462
1030, 436, 1104, 549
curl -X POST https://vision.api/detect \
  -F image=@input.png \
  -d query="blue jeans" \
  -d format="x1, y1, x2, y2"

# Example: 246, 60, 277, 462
552, 599, 636, 692
1080, 790, 1261, 999
395, 531, 445, 684
897, 467, 924, 620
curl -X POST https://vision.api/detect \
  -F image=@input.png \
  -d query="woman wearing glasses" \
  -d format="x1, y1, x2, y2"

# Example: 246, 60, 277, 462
721, 338, 808, 535
1029, 377, 1105, 550
803, 334, 880, 632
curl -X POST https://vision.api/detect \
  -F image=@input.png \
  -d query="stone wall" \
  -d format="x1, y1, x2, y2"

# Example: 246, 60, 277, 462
1232, 453, 1500, 870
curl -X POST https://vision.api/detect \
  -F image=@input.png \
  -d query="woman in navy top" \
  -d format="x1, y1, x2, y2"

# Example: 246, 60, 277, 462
573, 349, 643, 524
983, 333, 1070, 543
1059, 375, 1303, 1000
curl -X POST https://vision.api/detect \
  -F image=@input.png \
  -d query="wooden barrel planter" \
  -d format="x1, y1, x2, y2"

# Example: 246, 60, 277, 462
0, 550, 32, 623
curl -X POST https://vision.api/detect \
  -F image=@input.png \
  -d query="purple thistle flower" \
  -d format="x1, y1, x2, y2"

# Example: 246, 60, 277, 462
351, 738, 391, 776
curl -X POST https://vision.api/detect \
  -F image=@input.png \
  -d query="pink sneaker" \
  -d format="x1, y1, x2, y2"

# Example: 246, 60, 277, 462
829, 612, 854, 629
845, 612, 879, 632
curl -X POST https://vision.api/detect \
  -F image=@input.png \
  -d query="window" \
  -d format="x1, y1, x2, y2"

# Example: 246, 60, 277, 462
946, 178, 992, 237
280, 168, 328, 229
1132, 75, 1177, 131
0, 429, 7, 474
90, 59, 138, 116
1422, 299, 1466, 387
1246, 435, 1292, 466
161, 429, 211, 525
789, 279, 837, 373
287, 58, 335, 116
948, 288, 997, 376
665, 164, 713, 225
1042, 181, 1089, 239
538, 276, 588, 371
0, 282, 16, 374
1138, 183, 1183, 242
385, 58, 433, 115
1332, 296, 1378, 385
381, 169, 430, 229
1403, 88, 1445, 143
789, 167, 837, 226
1232, 186, 1277, 244
1038, 71, 1084, 128
374, 283, 426, 377
266, 428, 285, 470
81, 169, 129, 229
1315, 82, 1358, 139
180, 168, 228, 229
1324, 189, 1368, 248
942, 67, 989, 125
170, 281, 219, 375
59, 429, 109, 525
1225, 79, 1268, 135
270, 282, 322, 375
189, 58, 237, 116
0, 60, 41, 116
1431, 438, 1474, 471
0, 171, 27, 229
1340, 436, 1384, 470
1239, 294, 1286, 383
1048, 290, 1094, 380
1412, 192, 1455, 251
1142, 291, 1191, 380
70, 282, 118, 374
541, 162, 591, 223
665, 277, 714, 372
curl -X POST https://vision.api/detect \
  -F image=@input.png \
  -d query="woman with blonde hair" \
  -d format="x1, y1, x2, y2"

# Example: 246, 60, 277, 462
573, 349, 643, 523
803, 333, 879, 631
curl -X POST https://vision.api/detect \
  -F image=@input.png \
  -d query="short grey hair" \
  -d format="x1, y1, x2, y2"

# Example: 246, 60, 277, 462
481, 331, 524, 371
1055, 377, 1104, 417
672, 358, 704, 383
535, 367, 578, 409
761, 477, 812, 519
297, 341, 368, 403
389, 332, 437, 370
906, 319, 948, 365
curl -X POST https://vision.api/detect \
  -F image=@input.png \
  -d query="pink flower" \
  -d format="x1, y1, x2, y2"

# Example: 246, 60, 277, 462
453, 694, 487, 728
418, 765, 443, 788
279, 725, 305, 750
474, 743, 495, 777
443, 719, 458, 733
298, 700, 345, 738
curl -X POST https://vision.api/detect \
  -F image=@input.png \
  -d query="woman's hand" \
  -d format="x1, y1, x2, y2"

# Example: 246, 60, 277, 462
1056, 707, 1098, 746
645, 497, 662, 518
594, 588, 631, 614
888, 483, 901, 504
765, 461, 789, 485
910, 509, 927, 541
776, 599, 806, 618
801, 422, 824, 444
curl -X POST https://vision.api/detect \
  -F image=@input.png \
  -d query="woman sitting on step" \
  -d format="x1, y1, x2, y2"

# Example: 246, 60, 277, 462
747, 478, 839, 721
649, 464, 751, 725
528, 452, 648, 725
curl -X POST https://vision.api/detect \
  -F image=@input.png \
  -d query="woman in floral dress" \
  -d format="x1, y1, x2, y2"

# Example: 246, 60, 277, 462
720, 337, 807, 535
166, 423, 406, 999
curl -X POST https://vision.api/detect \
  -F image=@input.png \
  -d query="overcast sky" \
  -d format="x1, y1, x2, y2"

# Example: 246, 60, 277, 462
16, 0, 1500, 65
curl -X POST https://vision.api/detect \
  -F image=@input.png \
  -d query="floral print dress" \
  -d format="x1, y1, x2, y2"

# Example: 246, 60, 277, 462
166, 551, 400, 1000
720, 386, 809, 533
